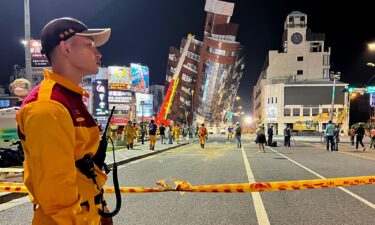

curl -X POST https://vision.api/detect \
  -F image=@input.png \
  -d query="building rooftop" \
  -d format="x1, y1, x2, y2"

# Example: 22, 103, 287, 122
288, 11, 306, 16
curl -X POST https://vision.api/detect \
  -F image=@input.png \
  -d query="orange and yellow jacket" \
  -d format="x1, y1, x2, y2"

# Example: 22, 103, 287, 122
16, 69, 107, 224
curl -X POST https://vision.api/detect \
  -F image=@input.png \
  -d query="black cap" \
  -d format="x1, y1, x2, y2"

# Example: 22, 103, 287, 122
41, 17, 111, 56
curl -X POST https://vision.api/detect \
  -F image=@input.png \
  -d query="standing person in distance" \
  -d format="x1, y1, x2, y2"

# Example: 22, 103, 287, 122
284, 125, 291, 147
355, 124, 366, 151
267, 125, 274, 146
256, 124, 266, 153
148, 120, 158, 150
349, 127, 356, 146
325, 120, 335, 151
234, 122, 242, 148
159, 124, 166, 144
16, 17, 113, 224
198, 123, 208, 148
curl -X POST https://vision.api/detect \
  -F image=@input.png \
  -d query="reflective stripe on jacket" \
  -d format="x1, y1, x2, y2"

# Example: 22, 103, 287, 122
16, 69, 107, 224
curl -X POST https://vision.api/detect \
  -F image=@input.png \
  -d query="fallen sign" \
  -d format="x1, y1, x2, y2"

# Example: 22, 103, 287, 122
1, 175, 374, 194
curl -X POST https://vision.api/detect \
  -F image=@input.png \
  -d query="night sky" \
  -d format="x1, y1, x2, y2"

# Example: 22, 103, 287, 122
0, 0, 374, 113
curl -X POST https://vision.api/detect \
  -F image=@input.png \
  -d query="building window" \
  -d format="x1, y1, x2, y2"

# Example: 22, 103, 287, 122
271, 97, 273, 104
297, 56, 303, 61
338, 108, 344, 113
322, 108, 329, 113
312, 108, 319, 116
275, 97, 277, 103
284, 108, 291, 116
323, 68, 330, 79
303, 108, 310, 116
310, 42, 322, 52
293, 108, 300, 116
297, 70, 303, 75
323, 55, 330, 65
268, 98, 269, 104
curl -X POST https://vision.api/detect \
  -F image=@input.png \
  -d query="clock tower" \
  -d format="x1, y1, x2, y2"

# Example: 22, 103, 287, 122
282, 11, 307, 51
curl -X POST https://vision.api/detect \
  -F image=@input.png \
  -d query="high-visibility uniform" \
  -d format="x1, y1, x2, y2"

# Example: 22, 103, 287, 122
173, 126, 181, 142
149, 123, 158, 148
124, 124, 135, 145
199, 127, 208, 145
16, 69, 107, 225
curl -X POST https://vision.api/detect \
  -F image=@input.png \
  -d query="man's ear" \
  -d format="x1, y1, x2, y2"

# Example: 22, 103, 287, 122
58, 41, 70, 56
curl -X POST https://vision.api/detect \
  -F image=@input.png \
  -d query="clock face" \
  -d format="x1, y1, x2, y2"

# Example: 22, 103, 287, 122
291, 32, 303, 45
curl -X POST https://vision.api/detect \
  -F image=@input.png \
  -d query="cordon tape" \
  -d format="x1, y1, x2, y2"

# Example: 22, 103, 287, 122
1, 176, 374, 194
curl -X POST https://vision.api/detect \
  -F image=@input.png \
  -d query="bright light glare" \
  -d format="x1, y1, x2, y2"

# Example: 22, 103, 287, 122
367, 62, 375, 67
368, 42, 375, 51
21, 40, 27, 45
245, 116, 252, 124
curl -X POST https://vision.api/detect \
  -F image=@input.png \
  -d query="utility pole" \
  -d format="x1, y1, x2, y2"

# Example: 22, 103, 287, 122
24, 0, 32, 82
141, 100, 145, 144
330, 71, 341, 121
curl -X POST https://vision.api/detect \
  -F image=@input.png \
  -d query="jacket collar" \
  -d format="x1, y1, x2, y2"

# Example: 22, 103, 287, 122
44, 69, 89, 97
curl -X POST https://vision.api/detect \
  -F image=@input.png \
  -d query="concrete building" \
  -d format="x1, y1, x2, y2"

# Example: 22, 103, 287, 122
150, 84, 165, 116
164, 0, 245, 126
253, 11, 348, 134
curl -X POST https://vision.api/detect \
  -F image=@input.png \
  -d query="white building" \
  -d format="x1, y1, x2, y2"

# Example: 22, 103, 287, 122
253, 11, 348, 135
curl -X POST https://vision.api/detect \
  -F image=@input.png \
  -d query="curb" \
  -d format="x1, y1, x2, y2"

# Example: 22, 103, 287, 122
107, 142, 191, 168
0, 142, 191, 204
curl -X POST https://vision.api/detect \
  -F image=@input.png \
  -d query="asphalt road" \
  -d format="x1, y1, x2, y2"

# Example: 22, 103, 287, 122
0, 135, 374, 225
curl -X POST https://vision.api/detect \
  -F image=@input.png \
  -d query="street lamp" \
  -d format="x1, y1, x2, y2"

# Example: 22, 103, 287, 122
140, 100, 145, 144
330, 71, 341, 121
367, 62, 375, 68
236, 96, 240, 101
24, 0, 32, 83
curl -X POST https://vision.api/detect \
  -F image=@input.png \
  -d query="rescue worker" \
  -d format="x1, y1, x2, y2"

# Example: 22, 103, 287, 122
228, 125, 233, 139
124, 121, 136, 149
173, 124, 181, 144
16, 17, 113, 224
149, 120, 158, 150
198, 123, 208, 148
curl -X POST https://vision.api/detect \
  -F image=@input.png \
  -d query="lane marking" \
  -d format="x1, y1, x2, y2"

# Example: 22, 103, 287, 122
306, 143, 375, 161
241, 147, 270, 225
266, 146, 375, 209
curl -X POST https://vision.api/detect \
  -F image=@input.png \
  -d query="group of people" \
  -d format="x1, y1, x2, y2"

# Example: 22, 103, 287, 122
227, 122, 243, 148
254, 124, 292, 153
348, 124, 369, 151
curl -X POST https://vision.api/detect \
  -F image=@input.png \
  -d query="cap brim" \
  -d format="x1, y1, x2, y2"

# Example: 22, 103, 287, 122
76, 28, 111, 47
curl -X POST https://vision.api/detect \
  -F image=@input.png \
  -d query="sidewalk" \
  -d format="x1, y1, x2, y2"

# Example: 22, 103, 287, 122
106, 139, 193, 167
0, 139, 194, 204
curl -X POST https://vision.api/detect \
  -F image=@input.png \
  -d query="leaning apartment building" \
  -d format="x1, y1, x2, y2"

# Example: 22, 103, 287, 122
164, 0, 245, 126
253, 11, 348, 135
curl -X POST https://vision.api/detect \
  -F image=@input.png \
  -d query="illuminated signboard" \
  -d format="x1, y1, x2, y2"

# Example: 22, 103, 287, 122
93, 79, 109, 116
30, 40, 50, 67
266, 106, 278, 121
131, 63, 149, 93
135, 93, 153, 117
108, 66, 132, 90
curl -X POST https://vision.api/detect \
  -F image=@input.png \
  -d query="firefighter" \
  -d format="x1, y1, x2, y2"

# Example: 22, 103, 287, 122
124, 121, 136, 149
16, 17, 113, 224
173, 124, 181, 144
198, 123, 208, 148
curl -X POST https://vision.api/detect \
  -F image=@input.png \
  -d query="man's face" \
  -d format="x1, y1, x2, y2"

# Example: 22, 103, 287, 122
66, 36, 102, 75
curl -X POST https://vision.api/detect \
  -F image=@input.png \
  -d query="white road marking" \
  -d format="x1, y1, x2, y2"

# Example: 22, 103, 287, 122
241, 147, 270, 225
267, 146, 375, 209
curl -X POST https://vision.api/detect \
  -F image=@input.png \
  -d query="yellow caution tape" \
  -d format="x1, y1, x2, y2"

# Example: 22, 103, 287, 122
1, 176, 374, 194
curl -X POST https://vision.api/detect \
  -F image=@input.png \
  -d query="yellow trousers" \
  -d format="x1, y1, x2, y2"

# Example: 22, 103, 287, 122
32, 199, 101, 225
149, 135, 156, 146
199, 136, 206, 145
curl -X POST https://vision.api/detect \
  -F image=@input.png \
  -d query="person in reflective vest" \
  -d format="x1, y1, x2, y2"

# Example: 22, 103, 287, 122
16, 17, 113, 224
198, 123, 208, 148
